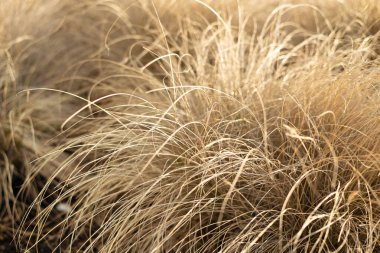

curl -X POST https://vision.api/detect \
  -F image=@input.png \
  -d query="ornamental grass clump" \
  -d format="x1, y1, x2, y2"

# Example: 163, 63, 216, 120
0, 0, 379, 252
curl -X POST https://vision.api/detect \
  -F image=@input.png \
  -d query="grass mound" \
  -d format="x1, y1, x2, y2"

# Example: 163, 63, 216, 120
1, 0, 379, 252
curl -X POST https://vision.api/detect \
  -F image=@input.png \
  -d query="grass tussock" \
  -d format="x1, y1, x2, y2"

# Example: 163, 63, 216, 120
0, 0, 380, 252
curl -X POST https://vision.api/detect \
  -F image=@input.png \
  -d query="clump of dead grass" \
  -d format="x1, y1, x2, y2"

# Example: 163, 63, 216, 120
1, 0, 379, 252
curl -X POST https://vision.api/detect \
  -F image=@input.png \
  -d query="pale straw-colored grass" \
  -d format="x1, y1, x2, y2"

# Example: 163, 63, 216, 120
1, 0, 379, 252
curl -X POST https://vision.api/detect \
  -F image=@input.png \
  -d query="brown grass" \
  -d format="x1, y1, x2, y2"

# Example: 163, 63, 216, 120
1, 0, 379, 252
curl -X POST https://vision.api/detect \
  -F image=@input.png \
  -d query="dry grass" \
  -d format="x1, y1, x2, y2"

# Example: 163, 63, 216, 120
1, 0, 380, 252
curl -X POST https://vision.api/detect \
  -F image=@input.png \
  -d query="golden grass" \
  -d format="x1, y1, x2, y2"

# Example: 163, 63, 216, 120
1, 0, 379, 252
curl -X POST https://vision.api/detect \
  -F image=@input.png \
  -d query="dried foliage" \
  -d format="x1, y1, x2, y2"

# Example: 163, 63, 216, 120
0, 0, 379, 252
